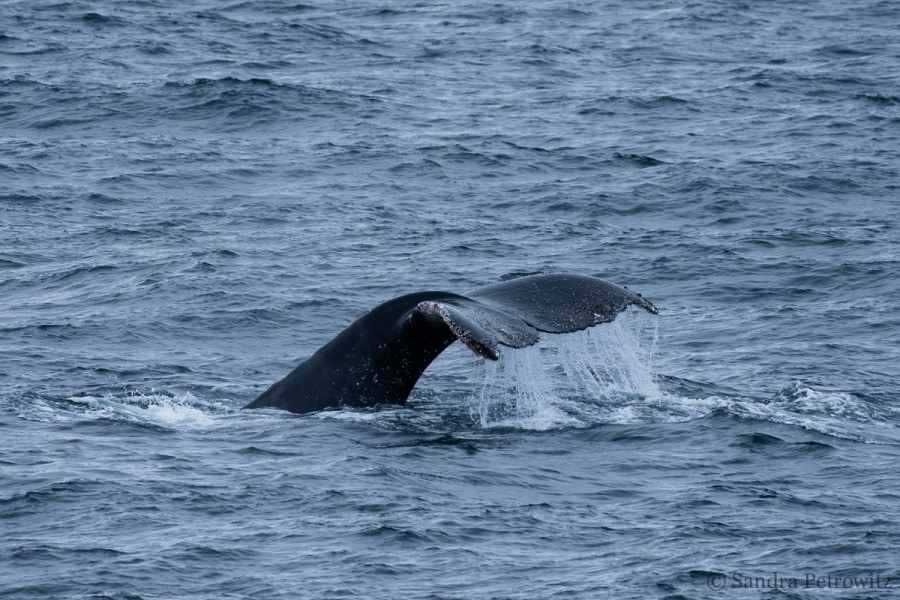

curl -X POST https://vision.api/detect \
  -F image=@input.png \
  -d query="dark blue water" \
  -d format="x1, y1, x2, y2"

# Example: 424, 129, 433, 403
2, 1, 899, 598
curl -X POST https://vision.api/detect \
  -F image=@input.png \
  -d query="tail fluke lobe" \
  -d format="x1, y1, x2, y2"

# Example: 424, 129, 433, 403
415, 273, 657, 360
467, 273, 657, 333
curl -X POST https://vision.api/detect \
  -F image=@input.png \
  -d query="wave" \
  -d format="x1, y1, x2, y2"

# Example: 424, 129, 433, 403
10, 391, 230, 432
4, 314, 894, 444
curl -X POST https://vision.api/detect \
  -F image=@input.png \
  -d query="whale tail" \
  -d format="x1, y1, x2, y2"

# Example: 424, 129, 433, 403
246, 273, 658, 414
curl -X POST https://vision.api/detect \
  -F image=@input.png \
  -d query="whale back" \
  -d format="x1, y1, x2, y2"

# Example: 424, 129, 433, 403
245, 274, 657, 414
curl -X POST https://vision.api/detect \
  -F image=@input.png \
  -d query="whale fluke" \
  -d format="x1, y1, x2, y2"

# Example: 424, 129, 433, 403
245, 273, 657, 414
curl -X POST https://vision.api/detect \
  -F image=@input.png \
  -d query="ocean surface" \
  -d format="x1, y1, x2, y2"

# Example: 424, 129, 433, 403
2, 0, 899, 598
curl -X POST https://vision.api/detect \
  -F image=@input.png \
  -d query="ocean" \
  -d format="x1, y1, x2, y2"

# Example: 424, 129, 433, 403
1, 1, 898, 598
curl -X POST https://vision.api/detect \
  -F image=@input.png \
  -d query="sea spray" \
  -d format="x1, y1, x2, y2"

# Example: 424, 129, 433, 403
469, 309, 660, 429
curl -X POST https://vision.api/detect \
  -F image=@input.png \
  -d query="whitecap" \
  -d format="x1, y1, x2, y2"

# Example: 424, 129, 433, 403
64, 391, 226, 431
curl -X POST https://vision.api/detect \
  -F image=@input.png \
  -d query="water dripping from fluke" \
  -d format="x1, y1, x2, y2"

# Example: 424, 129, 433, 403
468, 309, 663, 430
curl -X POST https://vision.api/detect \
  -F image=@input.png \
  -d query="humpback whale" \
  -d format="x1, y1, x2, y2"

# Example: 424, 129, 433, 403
245, 273, 657, 414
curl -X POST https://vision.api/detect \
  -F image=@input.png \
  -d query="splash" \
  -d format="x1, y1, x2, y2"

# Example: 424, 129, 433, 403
472, 344, 581, 430
14, 391, 230, 431
465, 312, 898, 443
469, 309, 662, 430
68, 391, 222, 430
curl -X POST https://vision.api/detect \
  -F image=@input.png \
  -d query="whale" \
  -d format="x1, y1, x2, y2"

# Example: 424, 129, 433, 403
244, 273, 658, 414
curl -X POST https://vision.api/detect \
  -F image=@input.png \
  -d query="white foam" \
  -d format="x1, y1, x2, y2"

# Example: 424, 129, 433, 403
315, 408, 383, 422
66, 391, 222, 430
